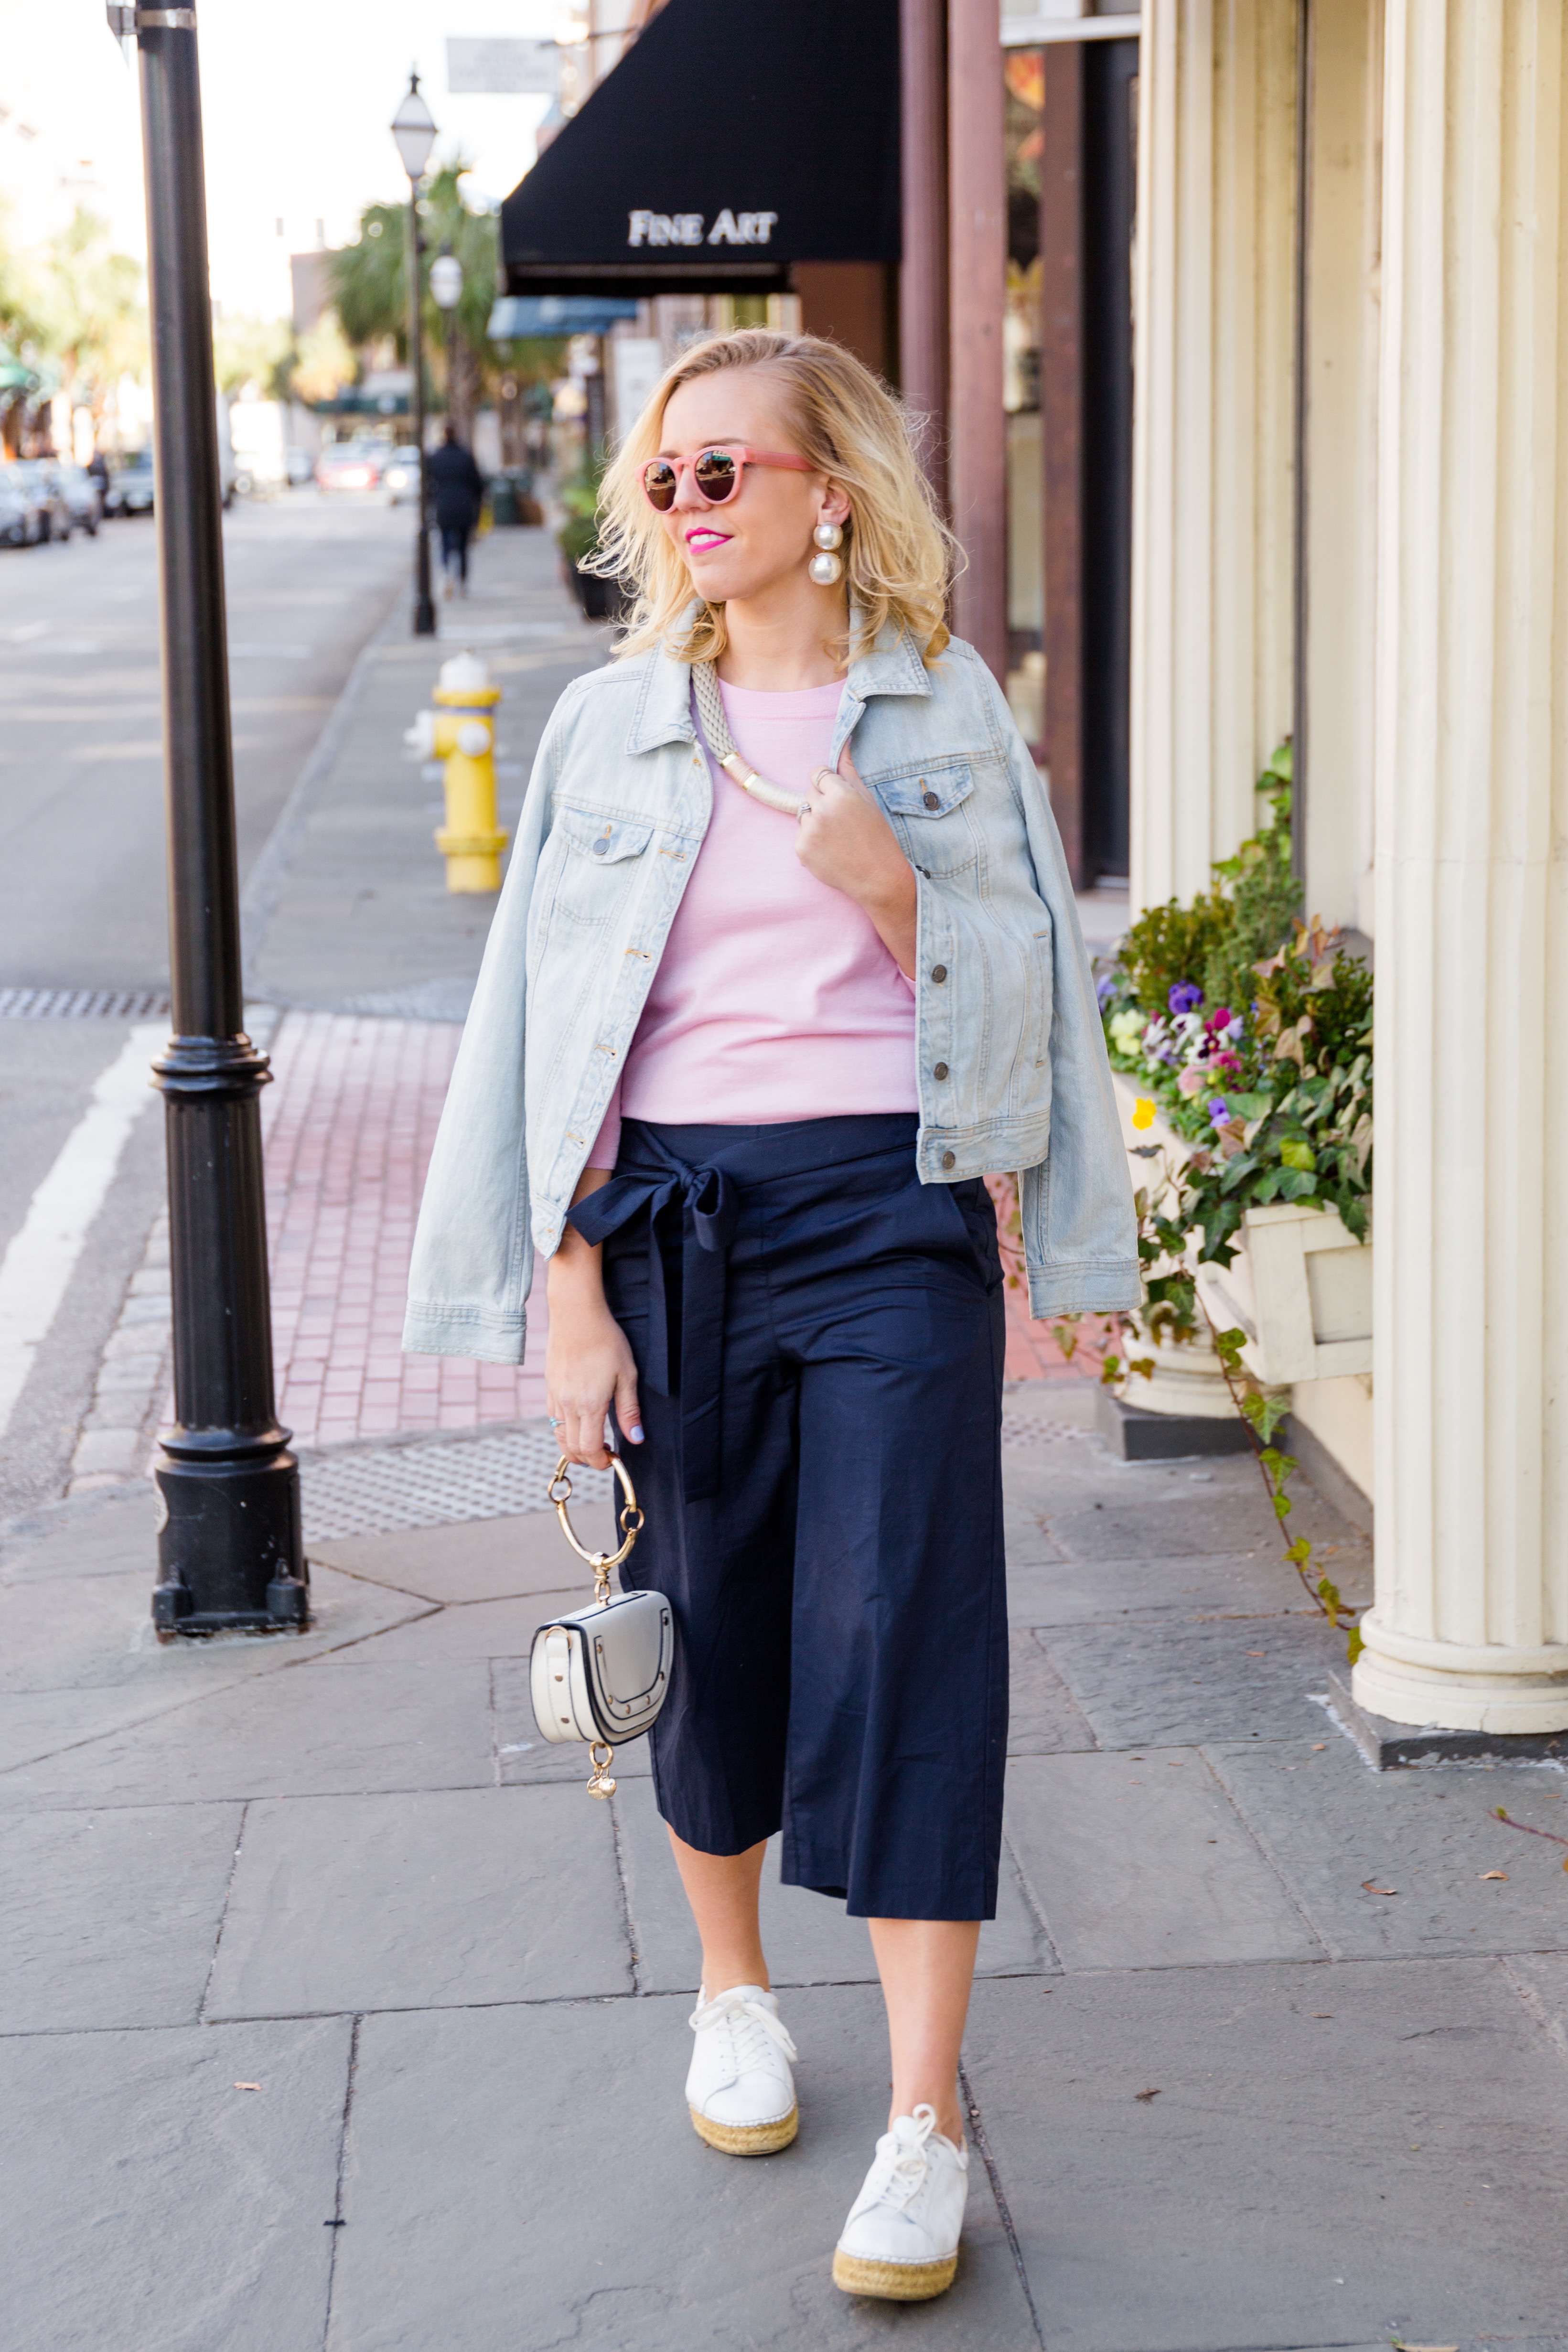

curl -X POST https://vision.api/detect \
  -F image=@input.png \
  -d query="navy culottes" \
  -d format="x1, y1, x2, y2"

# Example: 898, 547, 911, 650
571, 1114, 1008, 1921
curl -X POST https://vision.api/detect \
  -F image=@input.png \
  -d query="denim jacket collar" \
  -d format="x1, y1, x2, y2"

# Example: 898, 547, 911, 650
624, 606, 932, 757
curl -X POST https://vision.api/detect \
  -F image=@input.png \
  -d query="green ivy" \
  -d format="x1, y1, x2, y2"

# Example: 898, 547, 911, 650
1091, 742, 1371, 1661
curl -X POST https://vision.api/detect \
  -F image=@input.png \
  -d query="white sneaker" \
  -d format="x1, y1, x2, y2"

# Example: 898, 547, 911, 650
685, 1983, 798, 2155
832, 2104, 968, 2300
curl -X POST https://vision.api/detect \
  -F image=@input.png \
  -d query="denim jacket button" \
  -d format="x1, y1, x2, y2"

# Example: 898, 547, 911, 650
591, 838, 609, 855
933, 1062, 949, 1080
923, 790, 940, 810
931, 963, 947, 982
941, 1150, 956, 1170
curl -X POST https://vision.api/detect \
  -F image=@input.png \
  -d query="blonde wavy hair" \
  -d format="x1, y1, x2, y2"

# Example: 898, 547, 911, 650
590, 329, 955, 668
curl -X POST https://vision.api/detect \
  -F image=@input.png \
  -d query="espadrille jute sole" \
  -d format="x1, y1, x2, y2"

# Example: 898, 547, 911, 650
689, 2103, 798, 2156
831, 2248, 958, 2301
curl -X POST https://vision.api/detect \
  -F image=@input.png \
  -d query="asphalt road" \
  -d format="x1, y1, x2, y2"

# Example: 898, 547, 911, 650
0, 492, 409, 990
0, 493, 410, 1520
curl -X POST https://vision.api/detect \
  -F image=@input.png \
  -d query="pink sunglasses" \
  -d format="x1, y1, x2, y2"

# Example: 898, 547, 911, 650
641, 444, 814, 513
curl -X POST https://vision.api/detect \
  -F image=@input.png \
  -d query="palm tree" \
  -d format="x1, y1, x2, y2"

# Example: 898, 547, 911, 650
329, 166, 562, 444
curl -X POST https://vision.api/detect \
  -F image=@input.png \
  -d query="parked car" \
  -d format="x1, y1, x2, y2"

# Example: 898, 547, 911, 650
0, 461, 59, 543
314, 441, 392, 495
106, 451, 155, 516
380, 447, 422, 505
0, 474, 31, 548
285, 445, 315, 488
43, 460, 102, 536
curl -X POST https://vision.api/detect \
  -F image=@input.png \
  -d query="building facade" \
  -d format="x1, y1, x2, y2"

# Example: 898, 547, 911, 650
1127, 0, 1568, 1740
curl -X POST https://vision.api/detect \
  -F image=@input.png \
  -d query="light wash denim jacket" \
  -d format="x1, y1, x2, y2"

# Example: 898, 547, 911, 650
403, 623, 1140, 1360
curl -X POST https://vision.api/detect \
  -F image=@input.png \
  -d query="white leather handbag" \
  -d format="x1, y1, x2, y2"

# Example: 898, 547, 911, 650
529, 1453, 673, 1798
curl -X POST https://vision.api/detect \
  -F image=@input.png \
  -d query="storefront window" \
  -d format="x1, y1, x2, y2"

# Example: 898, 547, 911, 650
1005, 48, 1044, 751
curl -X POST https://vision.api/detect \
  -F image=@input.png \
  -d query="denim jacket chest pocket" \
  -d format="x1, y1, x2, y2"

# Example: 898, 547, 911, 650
543, 804, 655, 926
874, 763, 978, 878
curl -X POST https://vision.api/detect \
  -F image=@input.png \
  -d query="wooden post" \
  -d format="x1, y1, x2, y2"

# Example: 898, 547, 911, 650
794, 264, 894, 378
900, 0, 948, 502
947, 0, 1007, 682
1040, 41, 1086, 885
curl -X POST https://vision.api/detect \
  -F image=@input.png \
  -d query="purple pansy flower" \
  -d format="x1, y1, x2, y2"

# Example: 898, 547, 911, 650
1169, 981, 1204, 1016
1208, 1096, 1231, 1126
1096, 972, 1117, 1007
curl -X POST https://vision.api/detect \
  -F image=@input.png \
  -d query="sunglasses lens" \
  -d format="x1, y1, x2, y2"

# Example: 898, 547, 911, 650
643, 461, 677, 512
694, 450, 739, 503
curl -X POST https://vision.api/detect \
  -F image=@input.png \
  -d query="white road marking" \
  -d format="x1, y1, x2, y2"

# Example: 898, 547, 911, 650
0, 1023, 164, 1440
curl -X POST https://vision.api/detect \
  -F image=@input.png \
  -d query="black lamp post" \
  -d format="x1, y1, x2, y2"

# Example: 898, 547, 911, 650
107, 3, 306, 1635
391, 72, 437, 637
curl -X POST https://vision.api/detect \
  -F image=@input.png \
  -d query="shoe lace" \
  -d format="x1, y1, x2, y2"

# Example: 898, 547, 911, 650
866, 2103, 938, 2211
688, 1987, 798, 2071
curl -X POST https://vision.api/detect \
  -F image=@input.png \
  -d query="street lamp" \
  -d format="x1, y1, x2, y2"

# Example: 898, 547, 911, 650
106, 4, 306, 1635
391, 71, 437, 637
430, 247, 463, 444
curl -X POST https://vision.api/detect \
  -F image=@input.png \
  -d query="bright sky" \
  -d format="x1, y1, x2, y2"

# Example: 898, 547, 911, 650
3, 0, 560, 320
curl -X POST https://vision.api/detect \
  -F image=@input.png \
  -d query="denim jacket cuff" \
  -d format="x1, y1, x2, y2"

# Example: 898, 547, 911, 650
402, 1306, 527, 1365
1024, 1261, 1143, 1319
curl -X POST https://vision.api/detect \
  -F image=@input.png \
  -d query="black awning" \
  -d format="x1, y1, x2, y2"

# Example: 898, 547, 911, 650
500, 0, 900, 299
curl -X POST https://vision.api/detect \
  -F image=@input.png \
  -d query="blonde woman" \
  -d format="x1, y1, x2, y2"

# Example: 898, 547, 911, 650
406, 331, 1137, 2299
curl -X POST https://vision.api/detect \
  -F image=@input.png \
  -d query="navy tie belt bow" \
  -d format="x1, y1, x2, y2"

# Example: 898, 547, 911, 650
566, 1129, 739, 1502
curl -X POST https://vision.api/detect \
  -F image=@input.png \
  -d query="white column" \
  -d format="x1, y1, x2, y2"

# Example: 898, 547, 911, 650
1129, 0, 1299, 913
1353, 0, 1568, 1734
1298, 0, 1384, 937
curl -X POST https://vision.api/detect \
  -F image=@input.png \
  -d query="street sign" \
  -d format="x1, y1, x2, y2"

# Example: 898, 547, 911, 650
446, 37, 557, 94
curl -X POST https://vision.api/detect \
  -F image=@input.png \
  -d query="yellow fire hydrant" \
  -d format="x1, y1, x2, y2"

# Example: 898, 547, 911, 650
404, 651, 511, 893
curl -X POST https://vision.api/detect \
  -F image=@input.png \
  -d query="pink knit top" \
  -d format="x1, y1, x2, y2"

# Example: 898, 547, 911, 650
588, 677, 917, 1169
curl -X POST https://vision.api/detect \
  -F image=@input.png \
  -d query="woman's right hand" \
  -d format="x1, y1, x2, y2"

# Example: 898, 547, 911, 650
545, 1175, 643, 1469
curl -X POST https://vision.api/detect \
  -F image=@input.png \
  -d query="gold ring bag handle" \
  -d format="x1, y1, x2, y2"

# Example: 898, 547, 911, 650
548, 1453, 644, 1603
543, 1454, 648, 1797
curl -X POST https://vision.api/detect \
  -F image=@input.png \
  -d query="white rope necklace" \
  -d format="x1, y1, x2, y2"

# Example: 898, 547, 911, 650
690, 660, 809, 818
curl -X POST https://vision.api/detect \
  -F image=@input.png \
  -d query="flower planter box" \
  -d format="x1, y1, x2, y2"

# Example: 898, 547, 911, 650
1109, 1071, 1372, 1390
1194, 1201, 1371, 1385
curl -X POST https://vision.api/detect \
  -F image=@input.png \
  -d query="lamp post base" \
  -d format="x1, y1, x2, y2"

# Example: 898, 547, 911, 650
152, 1442, 309, 1637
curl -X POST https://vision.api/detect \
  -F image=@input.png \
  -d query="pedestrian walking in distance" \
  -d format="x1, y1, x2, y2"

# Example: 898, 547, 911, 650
406, 331, 1138, 2300
428, 421, 484, 596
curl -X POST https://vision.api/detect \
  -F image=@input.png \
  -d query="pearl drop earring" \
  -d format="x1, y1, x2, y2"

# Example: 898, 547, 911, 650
808, 519, 844, 586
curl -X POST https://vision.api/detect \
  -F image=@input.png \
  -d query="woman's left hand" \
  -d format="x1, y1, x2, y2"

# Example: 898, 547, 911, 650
795, 743, 918, 977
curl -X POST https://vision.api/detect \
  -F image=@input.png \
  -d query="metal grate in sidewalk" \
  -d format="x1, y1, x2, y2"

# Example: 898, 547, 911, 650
298, 1423, 611, 1542
0, 986, 171, 1020
1000, 1412, 1094, 1449
295, 1412, 1086, 1543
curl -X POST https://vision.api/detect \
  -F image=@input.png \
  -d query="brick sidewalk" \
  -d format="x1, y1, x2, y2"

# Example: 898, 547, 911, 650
261, 1010, 547, 1446
258, 1008, 1081, 1449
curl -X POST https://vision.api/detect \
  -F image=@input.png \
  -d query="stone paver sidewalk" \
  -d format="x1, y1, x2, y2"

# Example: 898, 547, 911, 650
11, 520, 1568, 2350
6, 1381, 1568, 2351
